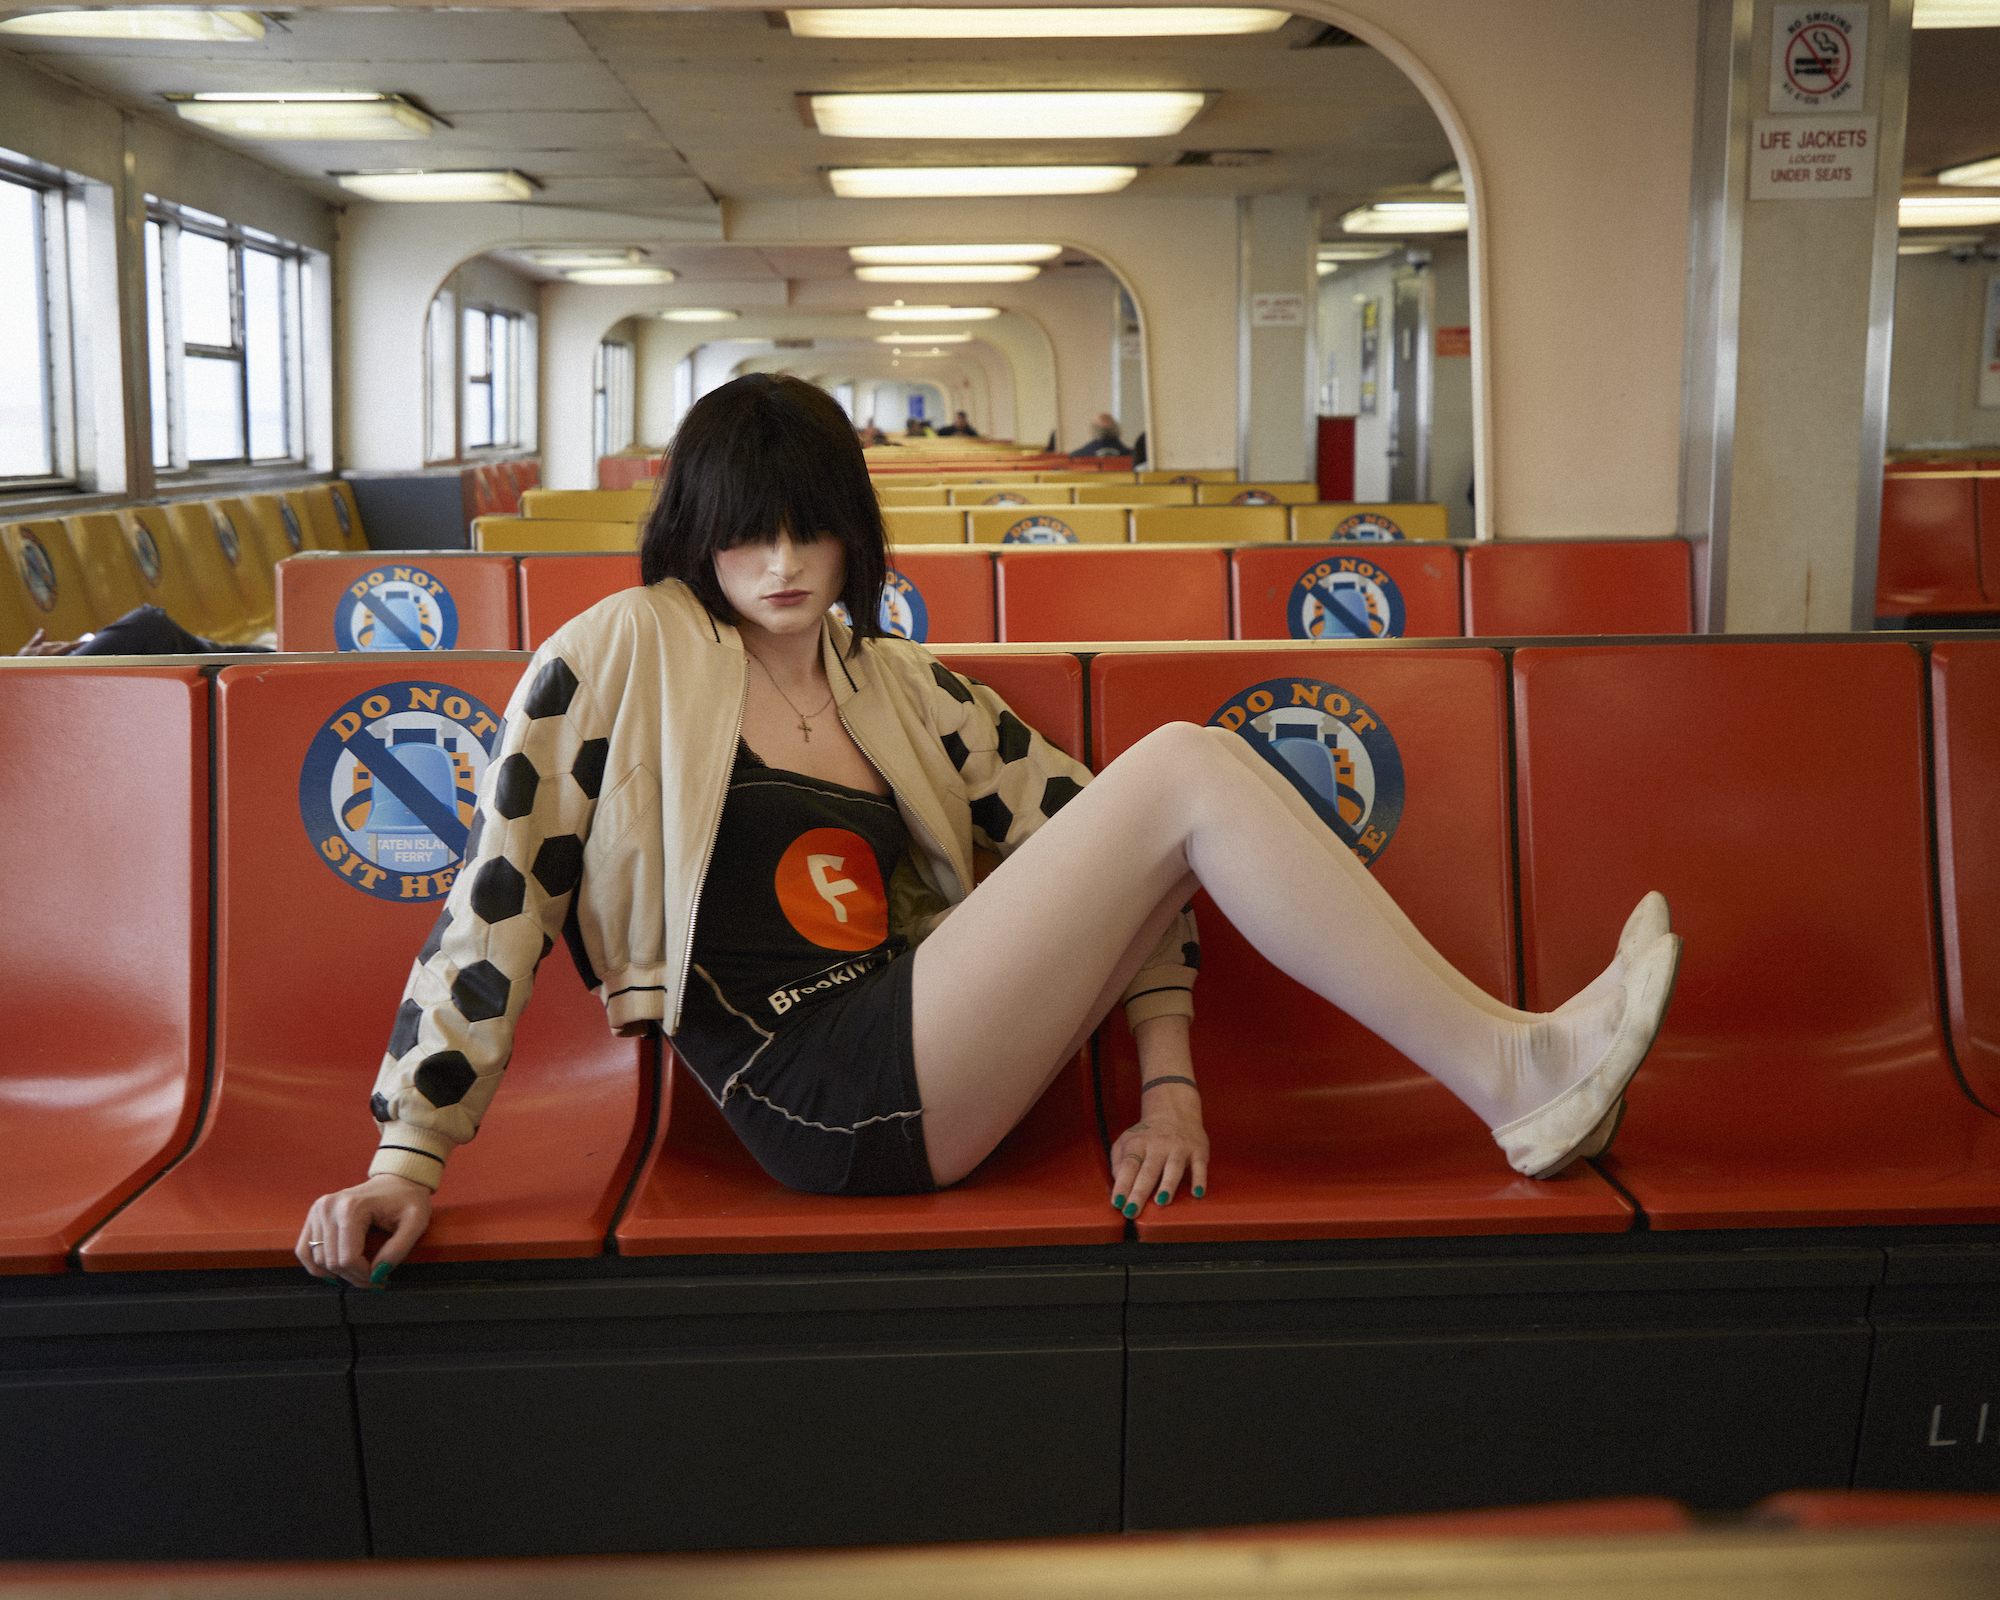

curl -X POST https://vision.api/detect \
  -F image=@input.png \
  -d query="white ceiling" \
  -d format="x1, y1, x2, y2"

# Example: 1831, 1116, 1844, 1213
1, 6, 1459, 259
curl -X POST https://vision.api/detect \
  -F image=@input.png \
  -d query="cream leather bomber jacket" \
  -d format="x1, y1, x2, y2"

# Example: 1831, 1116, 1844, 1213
367, 580, 1199, 1190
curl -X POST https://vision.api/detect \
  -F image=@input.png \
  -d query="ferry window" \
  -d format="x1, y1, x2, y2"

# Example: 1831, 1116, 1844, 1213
593, 339, 635, 459
0, 163, 74, 487
462, 306, 524, 451
146, 201, 309, 472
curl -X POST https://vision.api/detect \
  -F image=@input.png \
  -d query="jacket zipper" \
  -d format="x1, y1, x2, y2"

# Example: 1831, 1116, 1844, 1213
672, 666, 749, 1033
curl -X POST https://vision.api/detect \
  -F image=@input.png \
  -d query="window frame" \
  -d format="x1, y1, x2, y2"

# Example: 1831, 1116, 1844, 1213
146, 198, 310, 477
0, 157, 81, 493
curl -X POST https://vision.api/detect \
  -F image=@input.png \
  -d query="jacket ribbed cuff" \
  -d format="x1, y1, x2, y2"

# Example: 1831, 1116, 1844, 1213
1121, 976, 1196, 1029
368, 1123, 454, 1191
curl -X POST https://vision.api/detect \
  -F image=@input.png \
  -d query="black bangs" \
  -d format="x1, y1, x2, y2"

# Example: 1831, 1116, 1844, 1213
639, 374, 889, 652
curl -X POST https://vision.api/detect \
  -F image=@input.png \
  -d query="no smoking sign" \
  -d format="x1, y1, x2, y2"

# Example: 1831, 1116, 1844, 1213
1771, 4, 1867, 112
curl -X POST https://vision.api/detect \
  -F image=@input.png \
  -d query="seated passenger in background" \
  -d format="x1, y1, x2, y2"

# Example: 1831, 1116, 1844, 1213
935, 411, 979, 438
903, 416, 933, 437
855, 420, 889, 447
298, 373, 1683, 1287
16, 607, 271, 656
1071, 413, 1128, 458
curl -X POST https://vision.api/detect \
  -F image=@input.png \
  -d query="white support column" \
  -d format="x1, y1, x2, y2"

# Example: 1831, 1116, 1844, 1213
1237, 194, 1318, 482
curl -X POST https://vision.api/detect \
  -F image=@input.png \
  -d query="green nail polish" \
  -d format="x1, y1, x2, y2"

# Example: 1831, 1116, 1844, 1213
369, 1260, 393, 1286
1157, 1190, 1170, 1204
1112, 1194, 1125, 1208
1124, 1203, 1139, 1218
1194, 1186, 1205, 1198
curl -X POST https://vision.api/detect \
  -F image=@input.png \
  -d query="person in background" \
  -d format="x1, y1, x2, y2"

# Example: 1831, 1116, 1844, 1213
904, 416, 934, 438
936, 411, 979, 438
1071, 413, 1128, 458
15, 608, 270, 656
856, 420, 889, 447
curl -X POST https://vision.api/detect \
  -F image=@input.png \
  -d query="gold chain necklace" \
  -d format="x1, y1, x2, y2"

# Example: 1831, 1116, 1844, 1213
748, 650, 835, 743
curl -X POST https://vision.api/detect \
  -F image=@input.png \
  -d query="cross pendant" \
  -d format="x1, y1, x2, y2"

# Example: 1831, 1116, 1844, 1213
798, 715, 812, 743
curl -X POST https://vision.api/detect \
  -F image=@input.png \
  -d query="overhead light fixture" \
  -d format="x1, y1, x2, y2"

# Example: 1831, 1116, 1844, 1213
1897, 233, 1987, 254
788, 8, 1288, 39
566, 266, 677, 285
0, 8, 262, 40
1318, 242, 1400, 261
810, 91, 1205, 141
1900, 194, 2000, 227
658, 307, 739, 322
1429, 166, 1464, 191
334, 170, 538, 203
855, 264, 1041, 283
1340, 201, 1469, 234
1939, 155, 2000, 186
865, 305, 1000, 321
876, 332, 973, 344
170, 92, 438, 141
829, 166, 1138, 199
516, 247, 644, 269
1914, 0, 2000, 24
850, 243, 1061, 266
1316, 262, 1338, 276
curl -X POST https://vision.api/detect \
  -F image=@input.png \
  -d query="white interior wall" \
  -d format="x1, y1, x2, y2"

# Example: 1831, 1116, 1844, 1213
1889, 254, 2000, 450
1429, 238, 1475, 539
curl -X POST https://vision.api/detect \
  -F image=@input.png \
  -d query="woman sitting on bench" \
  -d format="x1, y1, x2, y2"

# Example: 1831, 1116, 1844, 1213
299, 375, 1682, 1285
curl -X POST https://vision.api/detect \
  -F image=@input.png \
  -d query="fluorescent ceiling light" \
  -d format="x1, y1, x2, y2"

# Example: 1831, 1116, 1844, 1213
854, 264, 1041, 283
1429, 166, 1464, 192
658, 307, 739, 322
865, 305, 1000, 321
1318, 242, 1399, 261
172, 93, 437, 141
829, 166, 1137, 199
335, 170, 537, 203
0, 8, 262, 40
1316, 261, 1338, 276
566, 266, 677, 285
789, 9, 1288, 39
1914, 0, 2000, 25
1897, 234, 1985, 254
876, 332, 973, 344
1340, 201, 1469, 234
516, 247, 644, 268
810, 91, 1205, 141
850, 243, 1061, 266
1940, 155, 2000, 186
1900, 194, 2000, 227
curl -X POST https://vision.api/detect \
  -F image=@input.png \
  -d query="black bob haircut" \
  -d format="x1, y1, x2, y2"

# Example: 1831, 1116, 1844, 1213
639, 373, 887, 651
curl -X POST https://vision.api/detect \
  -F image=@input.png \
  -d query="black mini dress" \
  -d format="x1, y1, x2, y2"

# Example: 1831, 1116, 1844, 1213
669, 743, 935, 1195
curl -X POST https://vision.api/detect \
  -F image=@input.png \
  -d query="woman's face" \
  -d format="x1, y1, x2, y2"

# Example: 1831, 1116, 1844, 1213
712, 529, 844, 643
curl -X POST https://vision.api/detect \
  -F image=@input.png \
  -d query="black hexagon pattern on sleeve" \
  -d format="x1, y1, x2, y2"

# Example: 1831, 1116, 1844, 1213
414, 1051, 477, 1107
1041, 774, 1082, 816
471, 856, 527, 923
969, 791, 1012, 845
492, 752, 539, 819
533, 834, 585, 897
451, 960, 511, 1022
571, 737, 609, 799
997, 710, 1032, 764
388, 998, 423, 1059
525, 657, 580, 719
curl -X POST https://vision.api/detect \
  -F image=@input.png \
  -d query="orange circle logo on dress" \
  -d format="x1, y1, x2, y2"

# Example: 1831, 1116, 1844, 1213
774, 827, 888, 951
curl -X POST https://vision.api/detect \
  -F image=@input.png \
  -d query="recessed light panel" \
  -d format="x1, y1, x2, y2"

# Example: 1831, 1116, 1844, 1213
1939, 155, 2000, 186
864, 306, 1002, 321
1318, 242, 1400, 261
173, 93, 437, 141
658, 308, 740, 322
1340, 201, 1469, 235
1914, 0, 2000, 25
0, 8, 263, 39
335, 170, 537, 203
831, 166, 1137, 199
854, 264, 1042, 283
810, 91, 1205, 141
788, 8, 1288, 39
849, 244, 1061, 266
517, 247, 645, 269
1901, 194, 2000, 227
875, 332, 973, 344
566, 266, 677, 286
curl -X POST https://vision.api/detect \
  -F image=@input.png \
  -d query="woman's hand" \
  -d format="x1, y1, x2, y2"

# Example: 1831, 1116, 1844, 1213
1110, 1079, 1208, 1217
297, 1174, 432, 1287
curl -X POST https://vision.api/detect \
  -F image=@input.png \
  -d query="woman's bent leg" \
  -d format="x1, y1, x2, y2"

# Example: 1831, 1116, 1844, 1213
911, 722, 1646, 1185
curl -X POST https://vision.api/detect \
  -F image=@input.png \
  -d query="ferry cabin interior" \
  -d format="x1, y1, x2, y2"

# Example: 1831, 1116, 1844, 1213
5, 0, 2000, 1566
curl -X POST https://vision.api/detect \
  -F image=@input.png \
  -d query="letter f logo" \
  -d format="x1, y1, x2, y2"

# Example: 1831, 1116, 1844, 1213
808, 854, 859, 923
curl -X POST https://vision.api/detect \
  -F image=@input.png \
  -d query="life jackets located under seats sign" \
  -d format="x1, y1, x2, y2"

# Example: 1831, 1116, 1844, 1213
1003, 514, 1080, 545
1289, 554, 1408, 640
833, 568, 931, 642
334, 565, 461, 651
298, 680, 501, 902
1208, 678, 1405, 865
